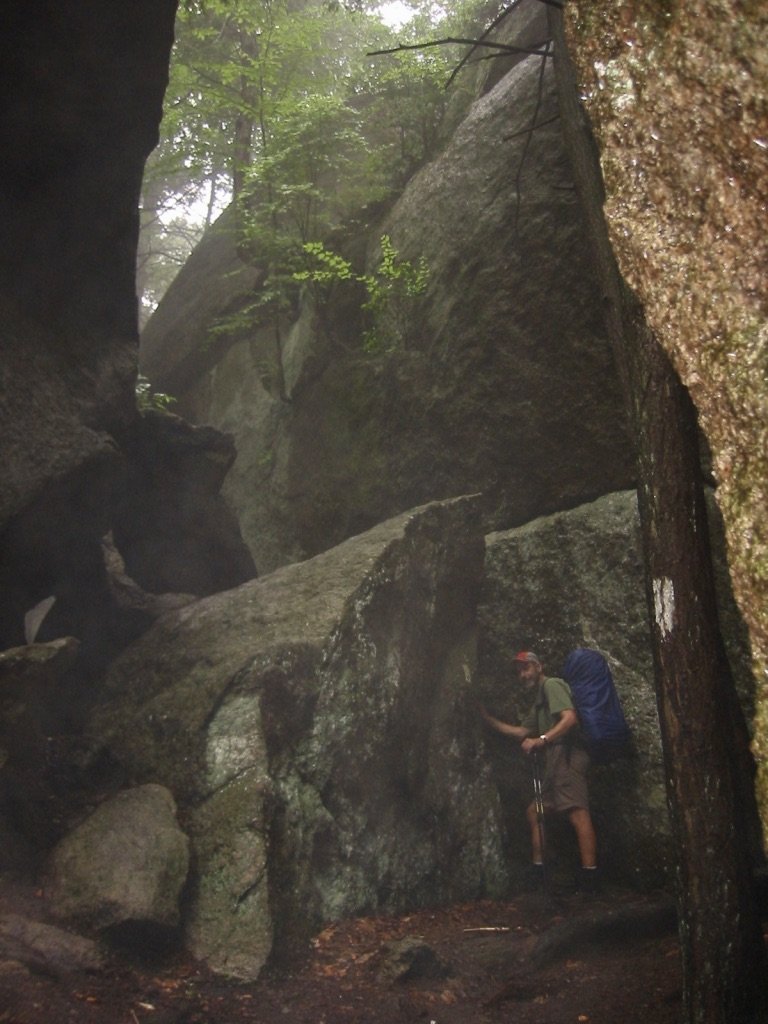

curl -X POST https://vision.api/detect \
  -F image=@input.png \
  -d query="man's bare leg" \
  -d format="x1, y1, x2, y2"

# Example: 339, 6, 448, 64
568, 807, 597, 868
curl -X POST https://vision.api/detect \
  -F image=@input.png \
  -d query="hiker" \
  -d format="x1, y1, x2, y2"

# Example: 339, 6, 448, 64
480, 650, 599, 892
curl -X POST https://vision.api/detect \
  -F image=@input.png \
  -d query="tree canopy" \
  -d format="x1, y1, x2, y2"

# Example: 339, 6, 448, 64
138, 0, 491, 323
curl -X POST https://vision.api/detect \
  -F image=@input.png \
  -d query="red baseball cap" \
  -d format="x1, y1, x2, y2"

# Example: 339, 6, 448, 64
513, 651, 541, 664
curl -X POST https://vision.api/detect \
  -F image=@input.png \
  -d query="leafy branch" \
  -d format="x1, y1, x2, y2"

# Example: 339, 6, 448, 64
294, 235, 429, 353
135, 375, 176, 412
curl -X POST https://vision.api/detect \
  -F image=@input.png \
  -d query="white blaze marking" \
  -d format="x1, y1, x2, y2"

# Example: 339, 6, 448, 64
653, 577, 675, 638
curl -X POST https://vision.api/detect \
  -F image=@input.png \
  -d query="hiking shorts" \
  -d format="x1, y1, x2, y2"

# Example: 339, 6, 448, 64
542, 744, 590, 813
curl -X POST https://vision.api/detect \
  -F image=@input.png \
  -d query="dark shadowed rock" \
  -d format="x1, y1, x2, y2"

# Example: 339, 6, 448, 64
0, 299, 121, 533
0, 4, 255, 695
111, 411, 257, 594
89, 497, 509, 979
0, 2, 177, 529
102, 534, 197, 623
0, 639, 80, 691
47, 784, 189, 935
0, 411, 255, 724
377, 936, 453, 984
0, 639, 81, 856
0, 1, 256, 744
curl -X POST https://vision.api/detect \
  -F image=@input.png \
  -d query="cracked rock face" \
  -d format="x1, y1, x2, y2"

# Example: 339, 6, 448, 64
562, 1, 768, 829
89, 497, 509, 979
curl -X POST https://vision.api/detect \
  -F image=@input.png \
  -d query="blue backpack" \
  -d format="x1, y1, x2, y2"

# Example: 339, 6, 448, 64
561, 648, 632, 763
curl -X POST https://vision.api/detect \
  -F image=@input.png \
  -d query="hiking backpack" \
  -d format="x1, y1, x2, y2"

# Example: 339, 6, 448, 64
561, 648, 632, 763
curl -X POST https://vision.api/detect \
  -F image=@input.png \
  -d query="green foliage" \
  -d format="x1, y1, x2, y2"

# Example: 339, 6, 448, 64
139, 0, 494, 321
294, 241, 356, 285
135, 375, 176, 412
364, 234, 430, 308
361, 234, 430, 352
294, 234, 429, 352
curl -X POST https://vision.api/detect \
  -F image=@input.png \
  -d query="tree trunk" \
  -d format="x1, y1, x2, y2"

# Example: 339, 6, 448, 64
547, 9, 768, 1023
232, 99, 254, 200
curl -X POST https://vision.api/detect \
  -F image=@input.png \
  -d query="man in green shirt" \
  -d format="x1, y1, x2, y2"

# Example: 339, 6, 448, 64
481, 651, 598, 890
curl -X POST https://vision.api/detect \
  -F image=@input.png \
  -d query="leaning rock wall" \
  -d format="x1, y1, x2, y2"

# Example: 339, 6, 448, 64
87, 490, 708, 978
562, 2, 768, 827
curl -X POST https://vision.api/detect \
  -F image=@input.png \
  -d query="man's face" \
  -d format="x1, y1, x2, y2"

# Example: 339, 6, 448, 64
517, 659, 543, 687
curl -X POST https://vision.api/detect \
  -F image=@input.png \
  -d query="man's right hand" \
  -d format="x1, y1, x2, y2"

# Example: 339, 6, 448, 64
522, 736, 546, 755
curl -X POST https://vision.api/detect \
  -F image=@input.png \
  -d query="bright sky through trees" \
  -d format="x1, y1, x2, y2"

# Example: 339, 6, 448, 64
376, 2, 413, 28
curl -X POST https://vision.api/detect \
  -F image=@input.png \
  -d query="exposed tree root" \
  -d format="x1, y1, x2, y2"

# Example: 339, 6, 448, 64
484, 896, 677, 1007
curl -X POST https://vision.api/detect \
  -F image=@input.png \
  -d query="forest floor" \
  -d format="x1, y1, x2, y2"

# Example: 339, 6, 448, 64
0, 880, 685, 1024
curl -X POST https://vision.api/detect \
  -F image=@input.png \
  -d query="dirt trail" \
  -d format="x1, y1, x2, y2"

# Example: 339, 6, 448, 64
0, 884, 682, 1024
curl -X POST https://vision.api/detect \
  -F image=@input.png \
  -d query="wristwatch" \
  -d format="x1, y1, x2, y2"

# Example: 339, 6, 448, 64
539, 734, 549, 743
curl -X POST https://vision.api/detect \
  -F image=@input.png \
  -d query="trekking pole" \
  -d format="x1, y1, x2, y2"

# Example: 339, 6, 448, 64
531, 749, 547, 889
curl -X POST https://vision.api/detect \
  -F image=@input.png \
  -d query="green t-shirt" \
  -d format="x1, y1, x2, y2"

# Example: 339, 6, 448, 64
522, 676, 575, 738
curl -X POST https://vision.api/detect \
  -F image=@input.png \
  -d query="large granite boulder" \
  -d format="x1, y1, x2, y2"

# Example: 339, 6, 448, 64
139, 204, 263, 400
561, 0, 768, 830
477, 487, 756, 884
111, 411, 257, 594
88, 497, 509, 979
140, 20, 635, 573
0, 914, 105, 977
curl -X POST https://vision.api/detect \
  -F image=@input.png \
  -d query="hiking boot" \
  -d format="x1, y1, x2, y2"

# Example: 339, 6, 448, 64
521, 863, 545, 892
575, 866, 601, 895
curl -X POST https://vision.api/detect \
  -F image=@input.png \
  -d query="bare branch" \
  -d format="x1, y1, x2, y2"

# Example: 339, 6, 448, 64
367, 37, 552, 59
446, 0, 527, 89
